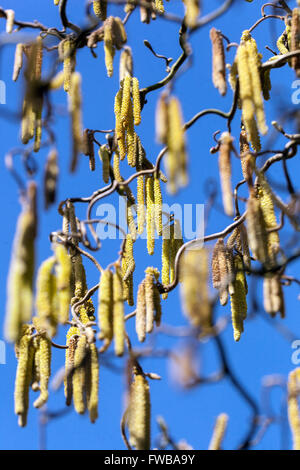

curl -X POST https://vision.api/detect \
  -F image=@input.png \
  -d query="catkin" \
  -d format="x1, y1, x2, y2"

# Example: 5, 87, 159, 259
98, 269, 113, 344
73, 334, 87, 414
229, 255, 247, 342
246, 190, 269, 264
13, 43, 24, 82
146, 176, 155, 255
113, 268, 125, 357
62, 38, 75, 93
54, 243, 72, 324
212, 239, 229, 306
263, 275, 285, 318
137, 174, 146, 234
35, 256, 57, 337
5, 183, 37, 343
209, 413, 228, 450
99, 145, 110, 183
33, 335, 51, 408
128, 372, 151, 450
239, 128, 254, 187
154, 177, 163, 236
161, 226, 171, 300
145, 269, 155, 334
183, 0, 200, 29
114, 88, 126, 160
14, 327, 34, 427
218, 132, 234, 217
136, 280, 147, 342
156, 92, 168, 144
64, 326, 80, 406
180, 248, 211, 332
87, 343, 99, 423
210, 27, 227, 96
155, 0, 164, 13
288, 369, 300, 450
121, 75, 132, 126
69, 72, 83, 172
122, 235, 135, 306
5, 9, 15, 33
93, 0, 107, 20
104, 19, 115, 77
132, 77, 141, 126
119, 47, 133, 82
291, 9, 300, 77
44, 148, 59, 209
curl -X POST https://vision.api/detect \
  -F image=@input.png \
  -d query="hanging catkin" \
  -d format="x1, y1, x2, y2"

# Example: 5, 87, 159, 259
288, 369, 300, 450
64, 326, 80, 406
69, 72, 83, 172
212, 239, 229, 306
99, 145, 110, 183
73, 334, 87, 414
218, 132, 234, 217
146, 176, 155, 255
208, 413, 228, 450
145, 267, 156, 334
263, 275, 285, 318
239, 128, 254, 187
291, 9, 300, 77
246, 190, 269, 264
180, 248, 211, 332
33, 335, 51, 409
54, 243, 72, 324
87, 343, 99, 423
5, 9, 15, 33
62, 38, 75, 93
98, 269, 113, 346
93, 0, 107, 20
14, 326, 34, 427
229, 255, 247, 342
5, 183, 37, 343
128, 371, 151, 450
210, 27, 227, 96
114, 88, 126, 160
154, 176, 163, 236
132, 77, 141, 126
156, 92, 168, 145
122, 234, 135, 306
113, 268, 125, 357
35, 256, 57, 337
161, 225, 171, 299
12, 43, 24, 82
136, 280, 147, 342
119, 46, 133, 82
183, 0, 200, 29
44, 148, 59, 209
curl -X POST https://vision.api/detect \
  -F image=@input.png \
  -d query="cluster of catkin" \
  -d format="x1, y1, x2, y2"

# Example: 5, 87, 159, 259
64, 327, 99, 422
288, 368, 300, 450
21, 38, 44, 153
136, 267, 162, 342
233, 31, 268, 152
127, 368, 151, 450
161, 219, 183, 299
212, 224, 250, 341
156, 93, 188, 194
97, 266, 126, 356
180, 247, 212, 333
14, 324, 51, 427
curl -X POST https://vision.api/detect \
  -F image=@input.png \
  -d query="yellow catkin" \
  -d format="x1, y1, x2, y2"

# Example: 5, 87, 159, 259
35, 256, 57, 337
113, 268, 125, 357
128, 372, 151, 450
62, 38, 74, 93
154, 177, 163, 236
104, 21, 115, 77
291, 9, 300, 76
73, 334, 87, 414
183, 0, 200, 29
210, 27, 227, 96
170, 219, 183, 284
137, 175, 146, 234
161, 226, 170, 300
54, 243, 72, 324
229, 255, 247, 342
246, 190, 269, 264
156, 92, 169, 144
50, 71, 64, 90
145, 269, 155, 334
218, 132, 234, 217
126, 101, 136, 167
121, 75, 132, 127
14, 327, 34, 427
288, 369, 300, 450
277, 26, 290, 55
54, 0, 60, 5
93, 0, 107, 20
119, 46, 133, 82
87, 343, 99, 423
98, 269, 113, 344
256, 174, 280, 260
239, 128, 254, 187
5, 184, 37, 343
180, 248, 211, 331
263, 275, 285, 318
209, 413, 229, 450
5, 9, 15, 33
122, 234, 135, 281
33, 335, 51, 408
146, 177, 155, 255
64, 326, 80, 406
69, 72, 83, 172
155, 0, 164, 13
31, 336, 40, 392
13, 43, 24, 82
99, 145, 110, 183
136, 280, 146, 342
114, 88, 126, 160
166, 97, 188, 194
212, 239, 229, 306
132, 77, 141, 126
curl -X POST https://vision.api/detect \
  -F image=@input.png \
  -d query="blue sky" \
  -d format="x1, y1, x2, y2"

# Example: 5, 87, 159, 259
0, 0, 299, 450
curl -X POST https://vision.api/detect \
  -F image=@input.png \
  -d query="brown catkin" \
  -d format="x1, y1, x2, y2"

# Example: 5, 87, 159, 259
288, 369, 300, 450
218, 132, 234, 216
5, 9, 15, 33
210, 27, 227, 96
291, 9, 300, 77
44, 148, 59, 210
209, 413, 229, 450
128, 372, 151, 450
113, 268, 125, 357
136, 280, 147, 343
99, 145, 110, 184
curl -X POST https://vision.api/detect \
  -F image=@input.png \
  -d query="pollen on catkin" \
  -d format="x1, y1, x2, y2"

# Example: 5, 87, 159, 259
121, 75, 132, 126
161, 225, 171, 300
54, 243, 72, 324
154, 177, 163, 236
155, 0, 164, 13
210, 27, 227, 96
208, 413, 229, 450
132, 77, 141, 126
113, 268, 125, 357
229, 255, 247, 342
128, 372, 151, 450
114, 88, 126, 160
33, 335, 51, 408
288, 369, 300, 450
218, 132, 234, 217
62, 38, 75, 93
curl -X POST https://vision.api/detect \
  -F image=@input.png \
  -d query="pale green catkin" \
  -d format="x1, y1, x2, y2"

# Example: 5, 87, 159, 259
98, 269, 113, 344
